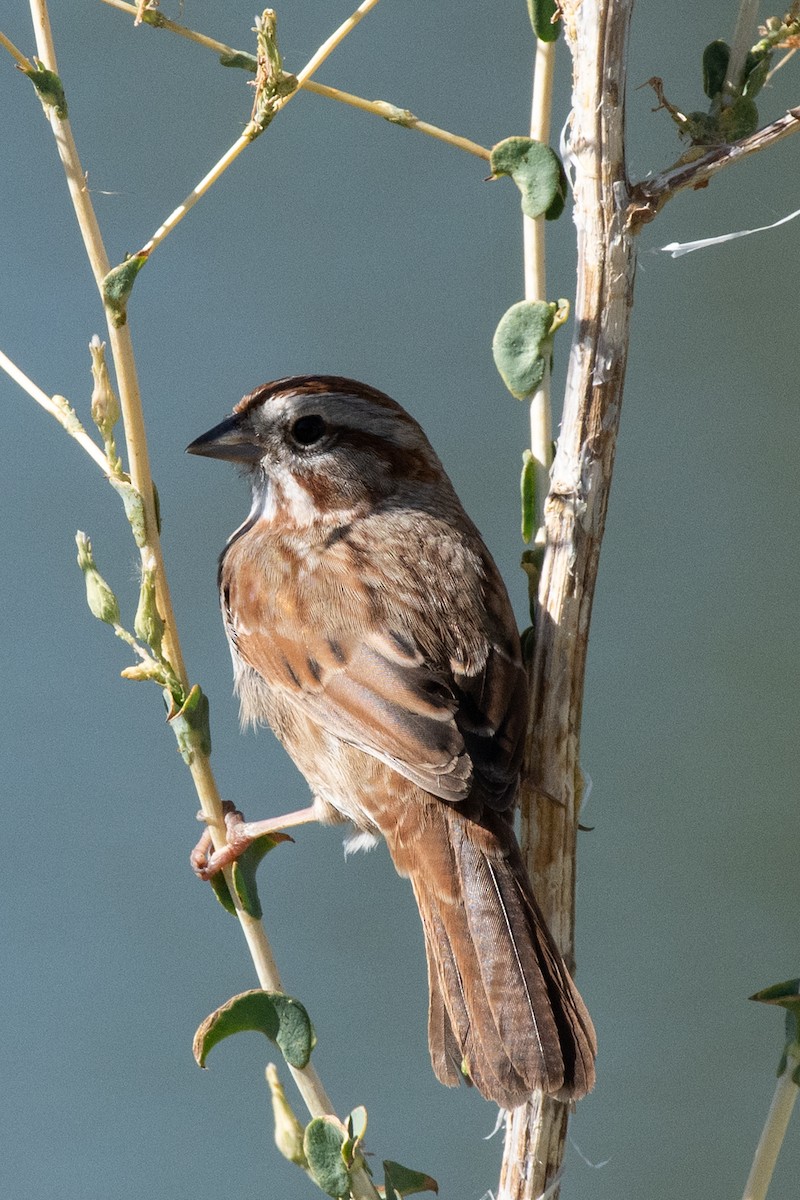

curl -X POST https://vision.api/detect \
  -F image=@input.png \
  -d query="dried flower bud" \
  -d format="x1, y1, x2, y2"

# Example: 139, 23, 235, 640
89, 336, 120, 436
75, 531, 121, 626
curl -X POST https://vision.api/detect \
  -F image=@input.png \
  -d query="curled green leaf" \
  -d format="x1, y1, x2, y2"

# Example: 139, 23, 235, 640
490, 137, 567, 221
521, 546, 546, 623
304, 1117, 351, 1199
492, 300, 557, 399
194, 988, 316, 1070
24, 62, 67, 118
169, 683, 211, 765
520, 450, 537, 544
743, 50, 771, 98
751, 979, 800, 1081
102, 255, 148, 327
384, 1160, 439, 1199
108, 479, 147, 547
229, 831, 293, 919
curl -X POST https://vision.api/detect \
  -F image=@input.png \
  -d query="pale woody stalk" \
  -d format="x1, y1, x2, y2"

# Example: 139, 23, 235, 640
100, 0, 491, 164
21, 2, 379, 1194
500, 26, 563, 1200
742, 1052, 800, 1200
524, 37, 556, 534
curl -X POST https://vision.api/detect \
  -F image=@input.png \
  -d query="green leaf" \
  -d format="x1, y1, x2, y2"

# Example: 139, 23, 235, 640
229, 831, 293, 919
702, 40, 730, 99
743, 50, 771, 98
102, 255, 148, 327
204, 831, 291, 918
304, 1117, 351, 1198
169, 684, 211, 765
24, 63, 68, 118
719, 95, 759, 141
750, 979, 800, 1081
208, 871, 237, 915
526, 0, 561, 43
109, 479, 147, 547
683, 111, 722, 145
492, 300, 557, 399
520, 450, 537, 544
383, 1161, 439, 1198
193, 989, 316, 1070
219, 50, 258, 72
750, 979, 800, 1010
490, 137, 567, 221
521, 545, 545, 623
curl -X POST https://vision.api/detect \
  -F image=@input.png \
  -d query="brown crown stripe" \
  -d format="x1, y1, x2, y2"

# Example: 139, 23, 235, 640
234, 375, 414, 420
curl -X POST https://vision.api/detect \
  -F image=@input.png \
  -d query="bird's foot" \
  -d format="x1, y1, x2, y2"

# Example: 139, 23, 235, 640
190, 801, 318, 880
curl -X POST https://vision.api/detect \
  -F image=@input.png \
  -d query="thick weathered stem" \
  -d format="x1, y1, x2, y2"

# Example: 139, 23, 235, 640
500, 2, 636, 1197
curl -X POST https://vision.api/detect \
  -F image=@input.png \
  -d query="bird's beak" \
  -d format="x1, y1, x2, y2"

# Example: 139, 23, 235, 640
186, 414, 262, 464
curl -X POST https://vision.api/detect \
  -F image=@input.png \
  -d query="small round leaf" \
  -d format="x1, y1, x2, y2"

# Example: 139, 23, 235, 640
492, 300, 557, 399
526, 0, 561, 43
490, 138, 567, 221
304, 1117, 351, 1199
702, 40, 730, 99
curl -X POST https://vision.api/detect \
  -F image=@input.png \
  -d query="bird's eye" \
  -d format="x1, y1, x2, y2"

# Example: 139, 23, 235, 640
290, 414, 327, 447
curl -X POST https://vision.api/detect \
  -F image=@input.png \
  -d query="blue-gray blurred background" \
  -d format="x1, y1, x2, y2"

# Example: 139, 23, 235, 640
2, 2, 799, 1197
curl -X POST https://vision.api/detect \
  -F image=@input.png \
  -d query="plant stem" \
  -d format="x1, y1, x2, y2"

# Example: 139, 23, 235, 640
302, 80, 491, 160
99, 0, 490, 161
295, 0, 382, 86
502, 2, 636, 1198
24, 8, 380, 1193
135, 0, 383, 259
0, 350, 110, 473
523, 36, 557, 533
742, 1058, 800, 1200
0, 29, 32, 68
628, 106, 800, 227
722, 0, 760, 105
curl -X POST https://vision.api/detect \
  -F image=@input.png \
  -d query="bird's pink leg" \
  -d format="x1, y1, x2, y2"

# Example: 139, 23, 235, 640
190, 800, 318, 880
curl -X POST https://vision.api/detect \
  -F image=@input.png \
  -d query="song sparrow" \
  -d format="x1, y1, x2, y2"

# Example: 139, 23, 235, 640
188, 375, 596, 1108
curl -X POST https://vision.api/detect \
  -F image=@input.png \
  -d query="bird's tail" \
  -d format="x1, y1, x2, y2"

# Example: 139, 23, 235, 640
387, 800, 596, 1108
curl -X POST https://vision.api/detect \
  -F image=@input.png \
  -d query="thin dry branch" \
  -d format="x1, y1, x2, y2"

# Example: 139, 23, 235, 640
17, 6, 380, 1195
628, 106, 800, 229
500, 1, 636, 1197
99, 0, 491, 160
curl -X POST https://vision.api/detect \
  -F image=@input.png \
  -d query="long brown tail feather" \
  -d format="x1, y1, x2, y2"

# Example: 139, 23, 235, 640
387, 800, 596, 1109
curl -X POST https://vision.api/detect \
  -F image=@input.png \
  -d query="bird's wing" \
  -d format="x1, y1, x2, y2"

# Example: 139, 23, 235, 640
221, 536, 527, 808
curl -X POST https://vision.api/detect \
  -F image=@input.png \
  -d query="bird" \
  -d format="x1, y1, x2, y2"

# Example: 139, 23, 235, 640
187, 374, 596, 1108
